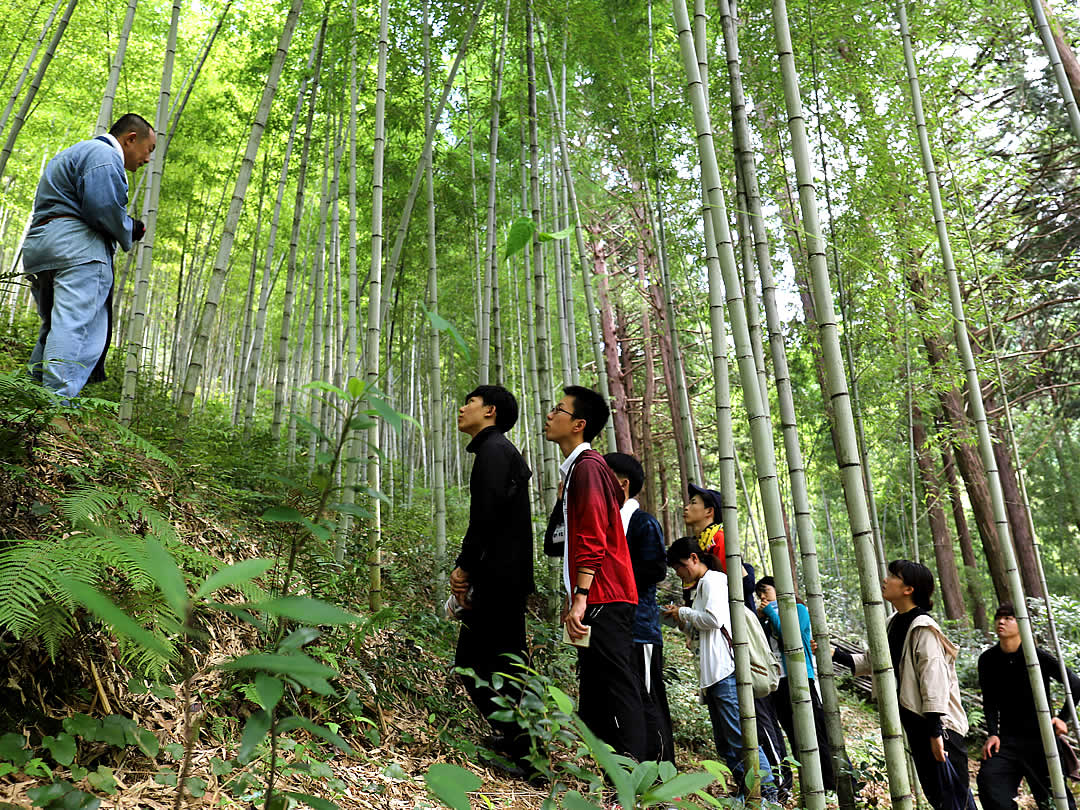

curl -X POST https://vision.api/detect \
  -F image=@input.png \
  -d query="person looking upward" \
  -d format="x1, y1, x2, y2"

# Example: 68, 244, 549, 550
544, 385, 645, 760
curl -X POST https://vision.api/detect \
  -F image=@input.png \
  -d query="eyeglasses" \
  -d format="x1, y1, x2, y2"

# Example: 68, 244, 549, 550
549, 405, 576, 419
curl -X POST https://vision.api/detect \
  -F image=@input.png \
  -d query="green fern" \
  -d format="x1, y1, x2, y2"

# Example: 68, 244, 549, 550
109, 422, 178, 472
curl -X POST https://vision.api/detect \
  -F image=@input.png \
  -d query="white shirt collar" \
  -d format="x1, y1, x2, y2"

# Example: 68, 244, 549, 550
559, 441, 591, 479
100, 132, 125, 162
620, 497, 640, 534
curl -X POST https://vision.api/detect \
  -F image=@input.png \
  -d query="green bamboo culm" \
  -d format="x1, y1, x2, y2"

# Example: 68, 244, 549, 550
718, 0, 856, 804
767, 0, 913, 805
1027, 0, 1080, 145
895, 1, 1069, 806
672, 0, 826, 804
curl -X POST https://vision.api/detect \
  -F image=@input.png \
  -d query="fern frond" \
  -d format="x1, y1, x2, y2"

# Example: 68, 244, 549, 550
110, 423, 178, 472
59, 486, 119, 529
34, 599, 78, 660
117, 491, 177, 545
0, 539, 57, 635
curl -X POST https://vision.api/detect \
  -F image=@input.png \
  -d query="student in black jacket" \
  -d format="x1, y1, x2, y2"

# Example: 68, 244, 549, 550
977, 602, 1080, 810
450, 385, 535, 776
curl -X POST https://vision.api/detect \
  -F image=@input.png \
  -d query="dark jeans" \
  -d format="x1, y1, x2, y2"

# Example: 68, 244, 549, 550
455, 596, 529, 759
755, 695, 792, 792
704, 673, 777, 798
773, 677, 836, 790
578, 602, 646, 761
901, 709, 976, 810
634, 640, 674, 764
977, 736, 1078, 810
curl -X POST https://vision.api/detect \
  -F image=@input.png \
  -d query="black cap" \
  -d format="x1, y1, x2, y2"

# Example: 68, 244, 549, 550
687, 482, 722, 516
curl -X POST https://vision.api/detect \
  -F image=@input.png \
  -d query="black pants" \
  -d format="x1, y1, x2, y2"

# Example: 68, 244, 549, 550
773, 677, 836, 791
977, 736, 1078, 810
756, 695, 793, 792
455, 596, 529, 759
901, 709, 976, 810
634, 640, 674, 764
578, 601, 646, 761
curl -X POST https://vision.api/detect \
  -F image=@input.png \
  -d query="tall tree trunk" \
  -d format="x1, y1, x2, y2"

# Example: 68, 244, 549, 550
234, 149, 269, 425
897, 3, 1068, 802
591, 232, 632, 452
675, 2, 825, 800
911, 403, 966, 622
424, 0, 447, 593
177, 0, 303, 423
719, 0, 854, 802
117, 0, 179, 426
273, 16, 325, 439
0, 0, 77, 180
537, 23, 617, 450
0, 0, 63, 144
378, 0, 486, 328
365, 0, 389, 610
527, 3, 557, 513
940, 435, 989, 630
769, 0, 913, 803
95, 0, 137, 135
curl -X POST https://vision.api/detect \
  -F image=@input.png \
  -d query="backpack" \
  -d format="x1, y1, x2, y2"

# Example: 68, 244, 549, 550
721, 606, 782, 699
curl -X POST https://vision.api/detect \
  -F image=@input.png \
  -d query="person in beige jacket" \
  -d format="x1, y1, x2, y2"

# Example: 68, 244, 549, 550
833, 560, 975, 810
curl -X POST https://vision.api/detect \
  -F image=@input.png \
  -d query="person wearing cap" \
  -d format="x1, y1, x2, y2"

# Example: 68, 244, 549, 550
544, 386, 645, 761
977, 602, 1080, 810
604, 451, 674, 764
683, 482, 756, 609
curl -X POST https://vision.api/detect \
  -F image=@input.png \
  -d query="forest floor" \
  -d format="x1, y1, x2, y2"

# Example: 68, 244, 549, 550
0, 366, 1046, 810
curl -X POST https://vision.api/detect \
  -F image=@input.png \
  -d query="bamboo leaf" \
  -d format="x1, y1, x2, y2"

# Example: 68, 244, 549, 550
195, 559, 274, 600
220, 653, 336, 680
254, 673, 284, 711
237, 710, 270, 762
538, 224, 575, 241
276, 716, 353, 754
640, 772, 716, 802
144, 539, 187, 616
421, 304, 473, 361
283, 792, 339, 810
504, 217, 535, 260
61, 579, 172, 659
423, 763, 481, 810
252, 596, 358, 626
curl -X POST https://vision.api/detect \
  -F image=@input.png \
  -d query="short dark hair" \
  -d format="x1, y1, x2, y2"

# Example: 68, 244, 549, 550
667, 535, 723, 572
110, 113, 153, 139
994, 602, 1016, 620
465, 385, 518, 433
564, 385, 609, 443
755, 575, 775, 595
603, 452, 644, 496
888, 559, 934, 611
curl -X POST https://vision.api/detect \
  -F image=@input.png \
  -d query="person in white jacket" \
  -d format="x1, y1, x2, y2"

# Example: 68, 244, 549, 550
663, 536, 777, 801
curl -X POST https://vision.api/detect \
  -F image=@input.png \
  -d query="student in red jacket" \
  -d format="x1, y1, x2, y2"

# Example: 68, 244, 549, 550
544, 385, 645, 761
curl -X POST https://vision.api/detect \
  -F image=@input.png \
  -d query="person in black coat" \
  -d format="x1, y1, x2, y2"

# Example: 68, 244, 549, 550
977, 602, 1080, 810
450, 385, 535, 775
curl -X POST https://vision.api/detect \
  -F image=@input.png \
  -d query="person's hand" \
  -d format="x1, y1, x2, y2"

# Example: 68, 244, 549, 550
756, 595, 768, 616
982, 735, 1000, 759
1053, 717, 1068, 737
450, 567, 469, 603
564, 593, 588, 640
930, 735, 946, 763
132, 219, 146, 241
557, 481, 564, 499
810, 638, 818, 654
661, 604, 682, 629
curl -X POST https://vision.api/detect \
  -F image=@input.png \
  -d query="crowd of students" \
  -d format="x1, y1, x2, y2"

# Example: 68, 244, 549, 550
446, 383, 1080, 809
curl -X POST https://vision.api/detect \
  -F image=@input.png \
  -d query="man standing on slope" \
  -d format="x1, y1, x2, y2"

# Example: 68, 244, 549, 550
545, 386, 645, 760
978, 602, 1080, 810
604, 451, 674, 763
23, 114, 154, 399
450, 385, 534, 776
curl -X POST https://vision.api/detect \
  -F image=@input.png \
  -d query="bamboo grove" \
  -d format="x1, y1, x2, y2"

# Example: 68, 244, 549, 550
0, 0, 1078, 803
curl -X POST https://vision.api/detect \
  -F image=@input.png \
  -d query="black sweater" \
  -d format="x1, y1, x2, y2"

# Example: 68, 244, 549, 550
455, 426, 535, 603
978, 644, 1080, 740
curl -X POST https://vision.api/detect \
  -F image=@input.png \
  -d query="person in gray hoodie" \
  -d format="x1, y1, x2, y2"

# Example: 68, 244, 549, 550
833, 560, 975, 810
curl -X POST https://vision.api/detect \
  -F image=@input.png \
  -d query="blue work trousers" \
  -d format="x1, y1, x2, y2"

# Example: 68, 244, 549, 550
28, 260, 112, 399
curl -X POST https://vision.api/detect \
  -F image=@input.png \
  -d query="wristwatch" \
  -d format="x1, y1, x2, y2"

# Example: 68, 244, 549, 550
574, 586, 590, 597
